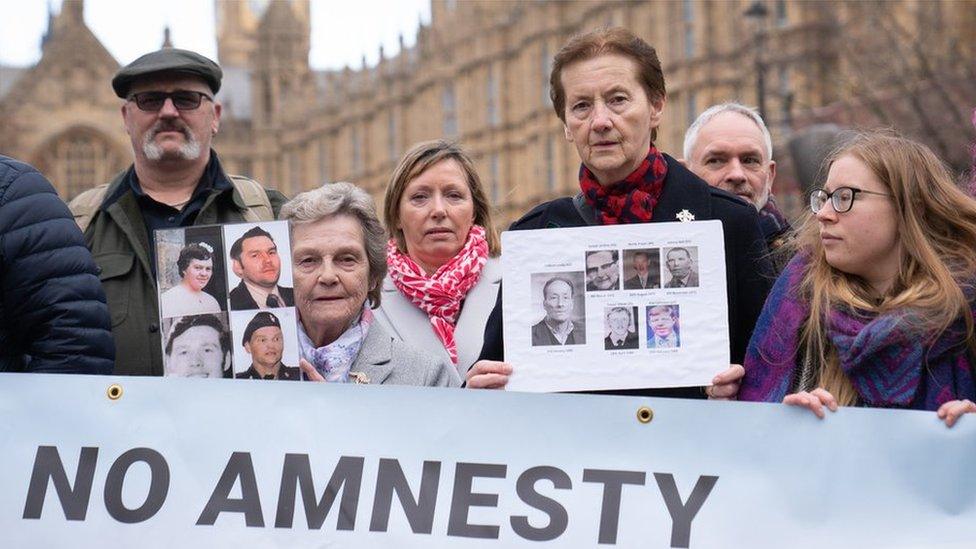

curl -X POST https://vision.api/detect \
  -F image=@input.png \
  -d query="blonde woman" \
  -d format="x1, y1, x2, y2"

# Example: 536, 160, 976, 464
738, 131, 976, 427
377, 140, 501, 378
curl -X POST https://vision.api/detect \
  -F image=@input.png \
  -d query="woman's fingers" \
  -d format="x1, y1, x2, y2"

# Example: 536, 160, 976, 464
783, 388, 838, 419
466, 360, 512, 390
708, 364, 744, 399
937, 399, 976, 428
810, 387, 839, 412
299, 358, 325, 382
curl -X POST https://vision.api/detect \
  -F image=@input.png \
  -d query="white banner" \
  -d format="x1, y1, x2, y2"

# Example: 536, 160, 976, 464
1, 373, 974, 548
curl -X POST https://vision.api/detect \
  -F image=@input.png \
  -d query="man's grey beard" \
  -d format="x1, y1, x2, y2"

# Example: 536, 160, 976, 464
142, 126, 202, 161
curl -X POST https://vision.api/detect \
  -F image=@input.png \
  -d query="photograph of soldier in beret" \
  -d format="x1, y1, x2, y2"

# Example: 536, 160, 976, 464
231, 308, 301, 380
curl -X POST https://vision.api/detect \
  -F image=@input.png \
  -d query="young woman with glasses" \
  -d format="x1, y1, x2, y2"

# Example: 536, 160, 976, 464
723, 131, 976, 427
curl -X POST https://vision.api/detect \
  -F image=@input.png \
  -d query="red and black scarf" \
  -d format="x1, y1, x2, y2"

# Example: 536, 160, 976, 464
579, 145, 668, 224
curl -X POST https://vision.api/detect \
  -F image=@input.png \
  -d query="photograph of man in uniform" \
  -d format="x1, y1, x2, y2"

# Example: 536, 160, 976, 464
623, 249, 661, 290
532, 275, 586, 346
235, 311, 300, 380
163, 314, 231, 378
228, 226, 294, 310
663, 247, 699, 288
647, 304, 681, 349
585, 250, 620, 292
604, 306, 639, 350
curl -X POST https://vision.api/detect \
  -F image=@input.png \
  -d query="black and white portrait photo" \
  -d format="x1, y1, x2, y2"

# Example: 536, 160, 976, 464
604, 306, 639, 350
584, 249, 620, 292
529, 271, 587, 346
662, 247, 699, 288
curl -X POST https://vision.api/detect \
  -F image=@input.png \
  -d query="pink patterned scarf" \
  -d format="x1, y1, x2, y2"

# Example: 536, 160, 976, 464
386, 225, 489, 364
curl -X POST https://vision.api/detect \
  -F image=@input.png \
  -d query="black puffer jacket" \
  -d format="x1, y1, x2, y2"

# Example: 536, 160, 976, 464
0, 156, 113, 373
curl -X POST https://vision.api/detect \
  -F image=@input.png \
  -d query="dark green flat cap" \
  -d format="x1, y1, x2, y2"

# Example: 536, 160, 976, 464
112, 48, 222, 98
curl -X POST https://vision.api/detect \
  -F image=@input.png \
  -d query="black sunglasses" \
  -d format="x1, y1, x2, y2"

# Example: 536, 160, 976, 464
127, 90, 213, 112
810, 186, 891, 214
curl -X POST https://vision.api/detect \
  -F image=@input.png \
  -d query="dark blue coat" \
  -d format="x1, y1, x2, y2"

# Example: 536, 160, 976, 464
0, 156, 114, 373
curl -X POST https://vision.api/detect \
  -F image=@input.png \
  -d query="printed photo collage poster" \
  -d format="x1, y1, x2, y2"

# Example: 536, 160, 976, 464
155, 220, 302, 381
501, 220, 730, 392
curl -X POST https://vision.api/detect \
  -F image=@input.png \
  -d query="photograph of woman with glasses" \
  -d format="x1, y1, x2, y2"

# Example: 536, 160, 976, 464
731, 131, 976, 427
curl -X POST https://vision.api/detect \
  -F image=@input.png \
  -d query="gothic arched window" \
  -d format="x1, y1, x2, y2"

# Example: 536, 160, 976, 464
36, 128, 124, 200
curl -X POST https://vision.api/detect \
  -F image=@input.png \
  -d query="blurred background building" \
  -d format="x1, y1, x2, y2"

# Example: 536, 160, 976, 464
1, 0, 974, 224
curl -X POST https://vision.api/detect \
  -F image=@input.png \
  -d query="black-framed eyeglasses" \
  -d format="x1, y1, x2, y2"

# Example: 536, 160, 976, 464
809, 186, 892, 214
586, 261, 617, 276
127, 90, 213, 112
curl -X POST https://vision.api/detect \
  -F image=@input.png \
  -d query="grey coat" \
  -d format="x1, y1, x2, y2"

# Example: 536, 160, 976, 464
349, 322, 461, 387
373, 257, 502, 378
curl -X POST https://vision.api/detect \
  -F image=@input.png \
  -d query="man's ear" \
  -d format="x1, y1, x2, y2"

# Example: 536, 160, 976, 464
563, 123, 573, 143
243, 341, 251, 355
767, 159, 777, 186
231, 259, 243, 279
211, 101, 222, 135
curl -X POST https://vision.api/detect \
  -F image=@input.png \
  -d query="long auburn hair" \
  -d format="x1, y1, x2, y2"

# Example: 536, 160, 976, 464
794, 131, 976, 404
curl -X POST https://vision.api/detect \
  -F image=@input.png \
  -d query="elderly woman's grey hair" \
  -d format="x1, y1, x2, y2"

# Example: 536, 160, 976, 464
280, 182, 388, 308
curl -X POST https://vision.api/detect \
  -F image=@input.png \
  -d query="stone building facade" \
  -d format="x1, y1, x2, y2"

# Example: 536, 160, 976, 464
1, 0, 973, 224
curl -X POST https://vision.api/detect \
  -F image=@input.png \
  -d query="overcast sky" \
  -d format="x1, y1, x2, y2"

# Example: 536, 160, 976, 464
0, 0, 431, 69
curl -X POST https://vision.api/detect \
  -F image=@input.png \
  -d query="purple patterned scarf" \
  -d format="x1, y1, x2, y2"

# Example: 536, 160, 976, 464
740, 254, 976, 409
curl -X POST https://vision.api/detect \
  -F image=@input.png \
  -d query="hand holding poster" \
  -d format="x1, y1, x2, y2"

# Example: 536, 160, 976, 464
502, 221, 728, 392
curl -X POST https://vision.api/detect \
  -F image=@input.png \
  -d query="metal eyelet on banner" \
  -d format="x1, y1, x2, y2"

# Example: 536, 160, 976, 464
636, 406, 653, 423
107, 384, 124, 401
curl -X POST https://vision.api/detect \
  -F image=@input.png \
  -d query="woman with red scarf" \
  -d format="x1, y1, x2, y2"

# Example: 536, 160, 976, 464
376, 140, 502, 379
470, 27, 772, 397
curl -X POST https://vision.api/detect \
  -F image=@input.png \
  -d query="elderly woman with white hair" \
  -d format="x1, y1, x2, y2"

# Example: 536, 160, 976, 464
282, 182, 461, 387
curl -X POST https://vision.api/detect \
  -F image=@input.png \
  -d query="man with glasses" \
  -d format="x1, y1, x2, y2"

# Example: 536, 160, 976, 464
69, 48, 287, 377
585, 250, 620, 291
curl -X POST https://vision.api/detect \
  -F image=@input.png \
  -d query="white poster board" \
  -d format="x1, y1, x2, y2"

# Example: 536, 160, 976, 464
502, 221, 728, 392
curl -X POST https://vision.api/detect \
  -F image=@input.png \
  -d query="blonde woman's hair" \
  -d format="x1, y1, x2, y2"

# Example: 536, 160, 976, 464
383, 139, 500, 257
794, 131, 976, 404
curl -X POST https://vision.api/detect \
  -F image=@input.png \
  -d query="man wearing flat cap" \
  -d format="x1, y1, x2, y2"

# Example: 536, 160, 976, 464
236, 312, 299, 381
69, 48, 288, 377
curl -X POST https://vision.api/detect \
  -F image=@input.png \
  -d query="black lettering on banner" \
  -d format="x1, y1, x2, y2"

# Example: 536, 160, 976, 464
103, 448, 170, 523
510, 466, 571, 542
22, 446, 99, 521
446, 463, 507, 539
197, 452, 264, 527
654, 473, 718, 549
369, 458, 441, 534
582, 469, 647, 545
274, 454, 364, 530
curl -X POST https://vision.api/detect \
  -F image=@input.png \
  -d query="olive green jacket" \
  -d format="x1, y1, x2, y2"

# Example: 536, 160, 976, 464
76, 167, 287, 376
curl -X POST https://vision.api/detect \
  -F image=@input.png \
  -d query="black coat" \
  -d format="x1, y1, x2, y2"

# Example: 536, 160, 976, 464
0, 156, 114, 373
477, 154, 773, 398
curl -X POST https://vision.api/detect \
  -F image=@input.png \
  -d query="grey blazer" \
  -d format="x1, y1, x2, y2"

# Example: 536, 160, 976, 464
374, 257, 502, 378
349, 321, 461, 387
